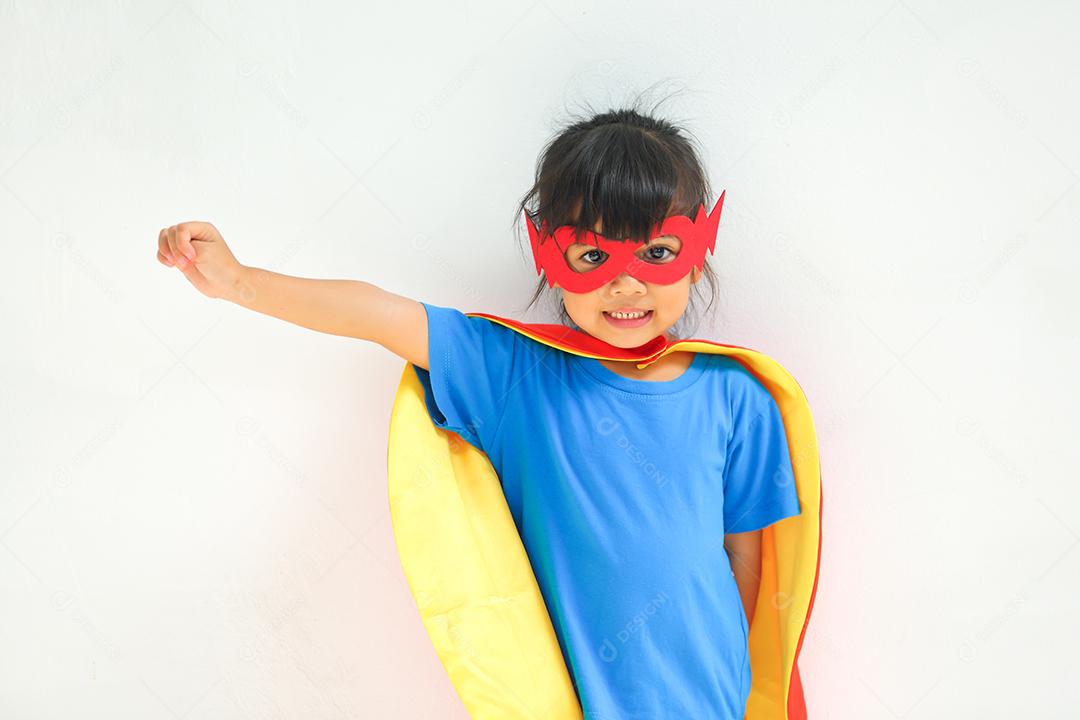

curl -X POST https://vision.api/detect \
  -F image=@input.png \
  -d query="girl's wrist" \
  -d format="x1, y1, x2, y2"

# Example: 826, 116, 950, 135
226, 264, 259, 306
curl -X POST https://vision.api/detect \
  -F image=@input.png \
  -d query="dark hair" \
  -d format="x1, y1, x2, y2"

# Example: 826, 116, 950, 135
511, 91, 720, 339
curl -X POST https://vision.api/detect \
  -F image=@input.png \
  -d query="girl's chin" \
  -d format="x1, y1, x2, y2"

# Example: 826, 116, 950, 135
593, 326, 658, 348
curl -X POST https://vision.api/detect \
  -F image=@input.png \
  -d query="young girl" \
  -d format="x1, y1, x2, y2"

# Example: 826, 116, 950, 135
157, 105, 818, 719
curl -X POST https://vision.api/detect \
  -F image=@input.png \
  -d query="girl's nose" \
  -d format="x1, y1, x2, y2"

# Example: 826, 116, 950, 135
609, 271, 647, 292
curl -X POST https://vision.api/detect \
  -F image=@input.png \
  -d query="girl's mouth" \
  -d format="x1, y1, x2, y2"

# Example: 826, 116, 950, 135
602, 310, 653, 329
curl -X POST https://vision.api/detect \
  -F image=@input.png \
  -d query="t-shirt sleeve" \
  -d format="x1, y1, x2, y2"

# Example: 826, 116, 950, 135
722, 374, 802, 534
410, 301, 520, 452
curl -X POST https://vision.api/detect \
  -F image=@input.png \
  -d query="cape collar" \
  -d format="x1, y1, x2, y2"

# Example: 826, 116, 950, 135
465, 312, 745, 369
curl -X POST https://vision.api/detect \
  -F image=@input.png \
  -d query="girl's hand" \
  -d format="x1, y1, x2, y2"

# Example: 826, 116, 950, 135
157, 221, 244, 300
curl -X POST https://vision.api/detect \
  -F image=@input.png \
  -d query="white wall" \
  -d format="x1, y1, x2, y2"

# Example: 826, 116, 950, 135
2, 1, 1078, 717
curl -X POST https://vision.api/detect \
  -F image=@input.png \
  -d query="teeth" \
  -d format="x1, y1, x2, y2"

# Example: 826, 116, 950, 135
608, 311, 647, 319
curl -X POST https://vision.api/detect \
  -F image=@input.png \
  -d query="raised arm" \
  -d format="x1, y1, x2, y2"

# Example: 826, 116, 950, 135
157, 221, 429, 370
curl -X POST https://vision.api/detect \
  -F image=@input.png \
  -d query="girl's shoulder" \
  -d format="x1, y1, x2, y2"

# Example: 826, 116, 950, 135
698, 352, 779, 410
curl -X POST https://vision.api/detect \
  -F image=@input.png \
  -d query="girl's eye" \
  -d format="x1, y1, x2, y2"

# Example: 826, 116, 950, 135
582, 249, 607, 265
644, 246, 676, 262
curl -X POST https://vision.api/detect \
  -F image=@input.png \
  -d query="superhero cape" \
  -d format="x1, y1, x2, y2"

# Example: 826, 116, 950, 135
386, 313, 822, 719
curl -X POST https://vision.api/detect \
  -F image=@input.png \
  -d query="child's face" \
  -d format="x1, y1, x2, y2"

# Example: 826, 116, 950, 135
560, 219, 702, 347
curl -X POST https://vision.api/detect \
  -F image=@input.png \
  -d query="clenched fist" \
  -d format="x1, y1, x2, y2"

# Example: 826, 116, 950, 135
157, 221, 245, 300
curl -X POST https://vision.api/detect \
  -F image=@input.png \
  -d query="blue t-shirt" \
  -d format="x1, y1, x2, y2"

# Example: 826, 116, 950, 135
412, 302, 802, 719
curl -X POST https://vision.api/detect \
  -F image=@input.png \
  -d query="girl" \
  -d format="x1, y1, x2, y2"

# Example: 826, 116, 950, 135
157, 104, 818, 719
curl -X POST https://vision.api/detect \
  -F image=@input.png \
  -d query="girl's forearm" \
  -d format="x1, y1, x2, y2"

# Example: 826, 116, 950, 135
729, 551, 760, 628
227, 265, 389, 341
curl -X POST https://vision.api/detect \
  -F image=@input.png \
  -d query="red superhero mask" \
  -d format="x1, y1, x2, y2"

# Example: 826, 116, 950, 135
524, 190, 725, 293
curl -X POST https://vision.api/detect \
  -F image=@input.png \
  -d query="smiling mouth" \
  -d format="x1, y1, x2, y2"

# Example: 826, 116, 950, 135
602, 309, 653, 328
